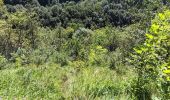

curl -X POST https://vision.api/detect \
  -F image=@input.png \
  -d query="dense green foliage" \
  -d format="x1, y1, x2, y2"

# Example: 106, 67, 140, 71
130, 9, 170, 99
4, 0, 168, 28
0, 0, 170, 99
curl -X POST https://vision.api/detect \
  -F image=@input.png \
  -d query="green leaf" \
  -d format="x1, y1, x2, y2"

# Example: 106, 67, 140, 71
146, 33, 154, 39
134, 48, 142, 54
158, 13, 165, 20
163, 70, 170, 74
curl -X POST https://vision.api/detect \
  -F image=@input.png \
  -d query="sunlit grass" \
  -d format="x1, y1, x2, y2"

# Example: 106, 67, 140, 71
0, 64, 135, 99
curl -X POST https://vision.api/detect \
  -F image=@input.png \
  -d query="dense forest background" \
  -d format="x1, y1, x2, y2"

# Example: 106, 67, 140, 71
0, 0, 170, 99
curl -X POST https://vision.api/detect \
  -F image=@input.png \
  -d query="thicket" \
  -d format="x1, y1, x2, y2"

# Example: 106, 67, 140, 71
4, 0, 168, 28
0, 0, 170, 99
0, 0, 167, 65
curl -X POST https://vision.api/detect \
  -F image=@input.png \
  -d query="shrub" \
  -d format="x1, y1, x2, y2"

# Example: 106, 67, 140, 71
130, 9, 170, 99
88, 45, 108, 67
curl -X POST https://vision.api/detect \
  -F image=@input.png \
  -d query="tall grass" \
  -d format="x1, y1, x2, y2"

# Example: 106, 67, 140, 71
0, 63, 135, 99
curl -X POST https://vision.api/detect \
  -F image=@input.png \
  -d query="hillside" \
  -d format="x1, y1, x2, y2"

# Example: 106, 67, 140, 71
0, 0, 170, 99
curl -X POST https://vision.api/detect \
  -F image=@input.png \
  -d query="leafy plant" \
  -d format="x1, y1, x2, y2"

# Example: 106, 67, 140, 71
130, 9, 170, 99
88, 45, 108, 67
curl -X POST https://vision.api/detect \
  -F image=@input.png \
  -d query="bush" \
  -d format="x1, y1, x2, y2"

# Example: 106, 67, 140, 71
130, 9, 170, 99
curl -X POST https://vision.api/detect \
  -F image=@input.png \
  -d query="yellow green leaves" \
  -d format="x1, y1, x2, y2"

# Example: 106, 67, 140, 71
134, 48, 142, 54
163, 69, 170, 74
89, 45, 108, 66
9, 11, 28, 24
150, 24, 159, 34
96, 45, 107, 54
146, 33, 154, 39
151, 9, 170, 35
158, 13, 165, 20
163, 64, 170, 82
163, 68, 170, 81
132, 9, 170, 98
134, 46, 148, 55
159, 10, 170, 22
166, 77, 170, 81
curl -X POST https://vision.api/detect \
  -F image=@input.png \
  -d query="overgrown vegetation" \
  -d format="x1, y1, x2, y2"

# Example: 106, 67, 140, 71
130, 9, 170, 99
0, 0, 170, 99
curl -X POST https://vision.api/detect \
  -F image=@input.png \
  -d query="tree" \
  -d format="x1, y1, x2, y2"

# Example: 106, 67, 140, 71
131, 9, 170, 99
4, 0, 30, 5
0, 7, 38, 58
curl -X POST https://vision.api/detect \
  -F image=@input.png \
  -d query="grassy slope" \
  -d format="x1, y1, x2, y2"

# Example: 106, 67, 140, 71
0, 63, 135, 100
